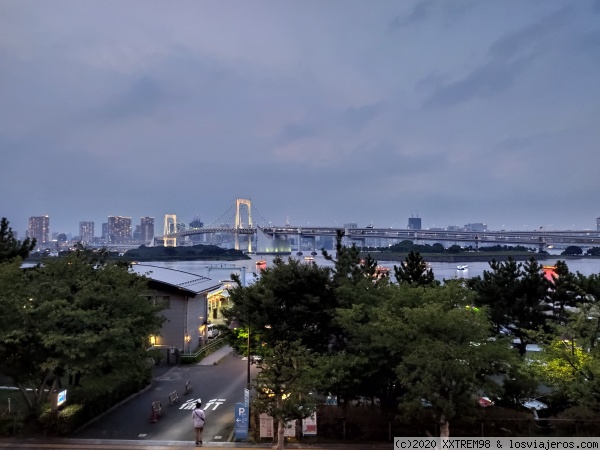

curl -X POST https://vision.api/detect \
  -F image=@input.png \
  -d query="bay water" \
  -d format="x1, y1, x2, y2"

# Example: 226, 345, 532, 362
142, 252, 600, 284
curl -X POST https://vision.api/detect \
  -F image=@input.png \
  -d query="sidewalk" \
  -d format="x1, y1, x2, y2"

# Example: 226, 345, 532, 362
198, 345, 234, 366
152, 345, 235, 378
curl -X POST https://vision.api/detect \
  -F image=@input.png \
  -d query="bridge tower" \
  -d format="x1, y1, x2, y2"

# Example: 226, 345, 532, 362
234, 199, 253, 252
163, 214, 177, 247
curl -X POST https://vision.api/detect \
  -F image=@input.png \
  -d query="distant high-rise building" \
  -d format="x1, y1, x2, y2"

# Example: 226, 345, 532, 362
597, 217, 600, 231
79, 221, 94, 244
133, 225, 142, 241
408, 217, 422, 230
189, 217, 204, 229
101, 223, 108, 241
464, 223, 487, 232
140, 217, 154, 244
28, 215, 50, 247
107, 216, 132, 243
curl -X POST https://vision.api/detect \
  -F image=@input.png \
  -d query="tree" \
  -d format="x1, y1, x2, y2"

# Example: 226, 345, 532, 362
0, 217, 36, 262
562, 246, 583, 256
0, 248, 164, 412
511, 258, 551, 350
323, 230, 367, 288
447, 245, 462, 254
469, 258, 521, 334
547, 261, 584, 324
329, 282, 403, 410
586, 247, 600, 256
225, 256, 337, 354
392, 290, 509, 438
470, 257, 550, 355
393, 250, 437, 287
253, 340, 318, 450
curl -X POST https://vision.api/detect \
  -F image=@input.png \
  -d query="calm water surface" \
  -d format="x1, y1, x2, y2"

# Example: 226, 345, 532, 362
144, 253, 600, 283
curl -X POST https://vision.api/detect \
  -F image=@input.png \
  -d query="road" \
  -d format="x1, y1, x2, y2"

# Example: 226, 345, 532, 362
0, 348, 391, 449
68, 347, 256, 445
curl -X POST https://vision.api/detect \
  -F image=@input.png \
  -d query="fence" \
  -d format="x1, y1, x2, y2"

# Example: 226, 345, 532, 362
180, 337, 227, 363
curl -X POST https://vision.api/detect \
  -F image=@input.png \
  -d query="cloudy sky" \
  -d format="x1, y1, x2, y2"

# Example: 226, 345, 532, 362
2, 0, 599, 237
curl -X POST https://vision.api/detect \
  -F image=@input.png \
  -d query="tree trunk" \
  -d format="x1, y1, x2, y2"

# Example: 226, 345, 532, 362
276, 417, 285, 450
439, 416, 450, 440
16, 383, 34, 412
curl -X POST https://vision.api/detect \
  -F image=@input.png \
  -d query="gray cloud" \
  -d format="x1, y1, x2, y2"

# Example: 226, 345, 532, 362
422, 4, 573, 108
1, 1, 599, 235
390, 0, 435, 29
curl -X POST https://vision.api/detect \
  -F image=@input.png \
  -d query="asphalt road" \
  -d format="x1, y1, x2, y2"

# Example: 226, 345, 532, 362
72, 348, 256, 445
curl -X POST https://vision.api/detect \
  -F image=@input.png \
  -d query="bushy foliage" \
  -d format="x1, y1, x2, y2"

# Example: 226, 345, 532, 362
0, 246, 164, 415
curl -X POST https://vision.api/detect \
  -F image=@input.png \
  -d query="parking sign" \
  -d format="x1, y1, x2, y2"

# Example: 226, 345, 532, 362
234, 402, 249, 440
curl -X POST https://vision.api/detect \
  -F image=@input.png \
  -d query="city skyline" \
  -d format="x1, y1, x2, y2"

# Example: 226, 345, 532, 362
2, 1, 599, 234
12, 208, 600, 241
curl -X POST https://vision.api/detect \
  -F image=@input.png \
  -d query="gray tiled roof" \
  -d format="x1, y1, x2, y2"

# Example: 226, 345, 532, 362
130, 263, 222, 296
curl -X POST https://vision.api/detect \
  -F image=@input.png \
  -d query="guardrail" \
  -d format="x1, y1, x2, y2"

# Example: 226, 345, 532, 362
180, 337, 227, 363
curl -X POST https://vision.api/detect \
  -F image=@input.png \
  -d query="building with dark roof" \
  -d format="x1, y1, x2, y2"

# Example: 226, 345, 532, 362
130, 264, 222, 353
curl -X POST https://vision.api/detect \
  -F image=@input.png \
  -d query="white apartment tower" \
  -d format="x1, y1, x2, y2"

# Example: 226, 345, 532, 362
28, 215, 50, 247
79, 221, 94, 244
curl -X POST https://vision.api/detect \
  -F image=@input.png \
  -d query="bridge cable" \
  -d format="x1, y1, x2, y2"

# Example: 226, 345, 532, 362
204, 203, 235, 228
250, 203, 271, 227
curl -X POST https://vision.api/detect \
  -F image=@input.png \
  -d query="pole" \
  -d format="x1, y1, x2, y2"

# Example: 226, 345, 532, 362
247, 326, 251, 388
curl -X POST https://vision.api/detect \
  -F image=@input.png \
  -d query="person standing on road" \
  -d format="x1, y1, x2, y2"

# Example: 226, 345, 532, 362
192, 401, 205, 446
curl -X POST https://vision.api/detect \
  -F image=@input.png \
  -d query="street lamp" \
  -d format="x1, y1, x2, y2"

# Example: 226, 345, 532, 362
229, 317, 251, 388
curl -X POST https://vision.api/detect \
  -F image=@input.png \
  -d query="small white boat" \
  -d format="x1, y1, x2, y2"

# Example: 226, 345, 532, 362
456, 264, 469, 271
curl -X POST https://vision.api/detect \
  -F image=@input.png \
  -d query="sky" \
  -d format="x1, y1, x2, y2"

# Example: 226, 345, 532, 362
1, 0, 599, 237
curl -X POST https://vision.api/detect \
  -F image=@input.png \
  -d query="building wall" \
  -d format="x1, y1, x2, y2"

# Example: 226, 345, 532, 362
107, 216, 132, 243
150, 289, 208, 353
187, 292, 209, 351
408, 217, 422, 230
79, 221, 94, 244
141, 217, 155, 244
29, 215, 50, 246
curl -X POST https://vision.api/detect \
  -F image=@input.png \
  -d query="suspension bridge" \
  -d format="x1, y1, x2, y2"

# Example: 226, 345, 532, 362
151, 199, 600, 254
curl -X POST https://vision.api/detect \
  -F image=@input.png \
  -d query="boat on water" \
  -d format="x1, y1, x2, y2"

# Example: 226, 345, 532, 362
256, 259, 267, 271
456, 264, 469, 271
375, 266, 390, 279
304, 256, 315, 263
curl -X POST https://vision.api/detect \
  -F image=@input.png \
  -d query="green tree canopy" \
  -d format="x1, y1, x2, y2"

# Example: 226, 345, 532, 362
253, 340, 319, 450
0, 248, 164, 412
469, 257, 549, 355
391, 290, 509, 438
0, 217, 36, 262
562, 246, 583, 256
225, 256, 337, 355
393, 250, 437, 287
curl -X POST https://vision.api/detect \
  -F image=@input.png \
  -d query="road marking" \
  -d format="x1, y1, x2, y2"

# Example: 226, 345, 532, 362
138, 434, 147, 437
214, 435, 222, 439
204, 398, 226, 410
179, 397, 226, 411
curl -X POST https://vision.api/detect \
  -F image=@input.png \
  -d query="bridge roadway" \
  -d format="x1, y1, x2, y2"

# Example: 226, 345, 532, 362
157, 226, 600, 248
261, 226, 600, 247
